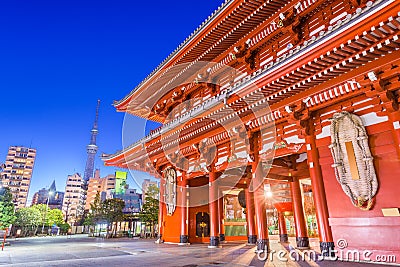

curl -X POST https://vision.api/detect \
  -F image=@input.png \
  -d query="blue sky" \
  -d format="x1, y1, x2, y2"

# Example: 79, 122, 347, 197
0, 0, 224, 203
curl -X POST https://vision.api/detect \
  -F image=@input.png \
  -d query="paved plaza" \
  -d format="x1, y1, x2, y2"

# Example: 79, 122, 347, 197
0, 235, 395, 267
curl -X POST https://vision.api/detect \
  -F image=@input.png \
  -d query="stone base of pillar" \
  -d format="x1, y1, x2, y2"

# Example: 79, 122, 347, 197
296, 237, 310, 249
219, 234, 225, 242
155, 234, 163, 244
179, 235, 189, 244
279, 234, 288, 243
320, 241, 335, 257
208, 236, 220, 248
247, 235, 257, 244
256, 238, 269, 252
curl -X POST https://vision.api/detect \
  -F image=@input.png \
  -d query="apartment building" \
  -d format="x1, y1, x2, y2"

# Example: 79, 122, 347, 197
0, 146, 36, 208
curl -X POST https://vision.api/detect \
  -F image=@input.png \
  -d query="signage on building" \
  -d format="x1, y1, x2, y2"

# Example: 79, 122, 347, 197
115, 171, 128, 195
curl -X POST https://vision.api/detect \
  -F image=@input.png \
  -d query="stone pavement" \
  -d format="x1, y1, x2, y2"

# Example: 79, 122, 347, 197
0, 235, 397, 266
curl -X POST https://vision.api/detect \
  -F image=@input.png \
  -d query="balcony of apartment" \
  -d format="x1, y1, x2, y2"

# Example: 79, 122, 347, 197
12, 164, 26, 169
13, 158, 26, 163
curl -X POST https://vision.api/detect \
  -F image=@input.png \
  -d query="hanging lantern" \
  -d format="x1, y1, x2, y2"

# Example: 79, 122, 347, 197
271, 183, 293, 213
237, 190, 246, 209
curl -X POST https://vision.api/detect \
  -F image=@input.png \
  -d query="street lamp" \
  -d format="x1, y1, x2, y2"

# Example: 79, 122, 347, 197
41, 191, 54, 234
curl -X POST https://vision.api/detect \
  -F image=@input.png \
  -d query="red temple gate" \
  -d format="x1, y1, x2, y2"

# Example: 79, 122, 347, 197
104, 0, 400, 262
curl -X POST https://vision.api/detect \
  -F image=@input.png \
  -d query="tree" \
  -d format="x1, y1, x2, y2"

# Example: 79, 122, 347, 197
29, 205, 64, 234
15, 207, 42, 236
83, 215, 93, 227
138, 184, 159, 237
59, 222, 70, 234
76, 209, 88, 227
47, 209, 64, 227
86, 192, 102, 225
84, 192, 103, 236
0, 187, 16, 229
31, 204, 49, 227
101, 198, 125, 238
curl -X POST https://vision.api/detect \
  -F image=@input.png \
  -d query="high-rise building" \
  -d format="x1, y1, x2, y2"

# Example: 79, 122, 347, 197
114, 188, 141, 214
141, 178, 158, 203
85, 170, 115, 210
31, 180, 64, 210
31, 191, 39, 205
50, 191, 65, 210
83, 100, 100, 184
62, 173, 85, 225
0, 146, 36, 209
31, 188, 48, 206
85, 170, 140, 214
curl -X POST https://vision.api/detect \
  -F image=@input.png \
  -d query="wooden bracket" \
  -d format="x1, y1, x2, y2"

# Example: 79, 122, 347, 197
363, 68, 400, 115
281, 6, 304, 45
198, 139, 217, 170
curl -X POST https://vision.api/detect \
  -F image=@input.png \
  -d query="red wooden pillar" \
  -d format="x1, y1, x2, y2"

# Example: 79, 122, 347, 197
209, 171, 220, 247
291, 176, 309, 248
305, 133, 334, 256
278, 212, 288, 243
218, 190, 225, 242
252, 161, 269, 252
157, 176, 165, 242
245, 186, 257, 244
388, 112, 400, 159
251, 132, 269, 252
180, 172, 189, 244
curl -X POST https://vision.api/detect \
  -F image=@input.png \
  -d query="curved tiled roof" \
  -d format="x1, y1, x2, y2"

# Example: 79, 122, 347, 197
104, 0, 396, 162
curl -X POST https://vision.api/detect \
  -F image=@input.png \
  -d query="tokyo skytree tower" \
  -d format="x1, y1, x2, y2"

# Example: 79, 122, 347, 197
83, 99, 100, 183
